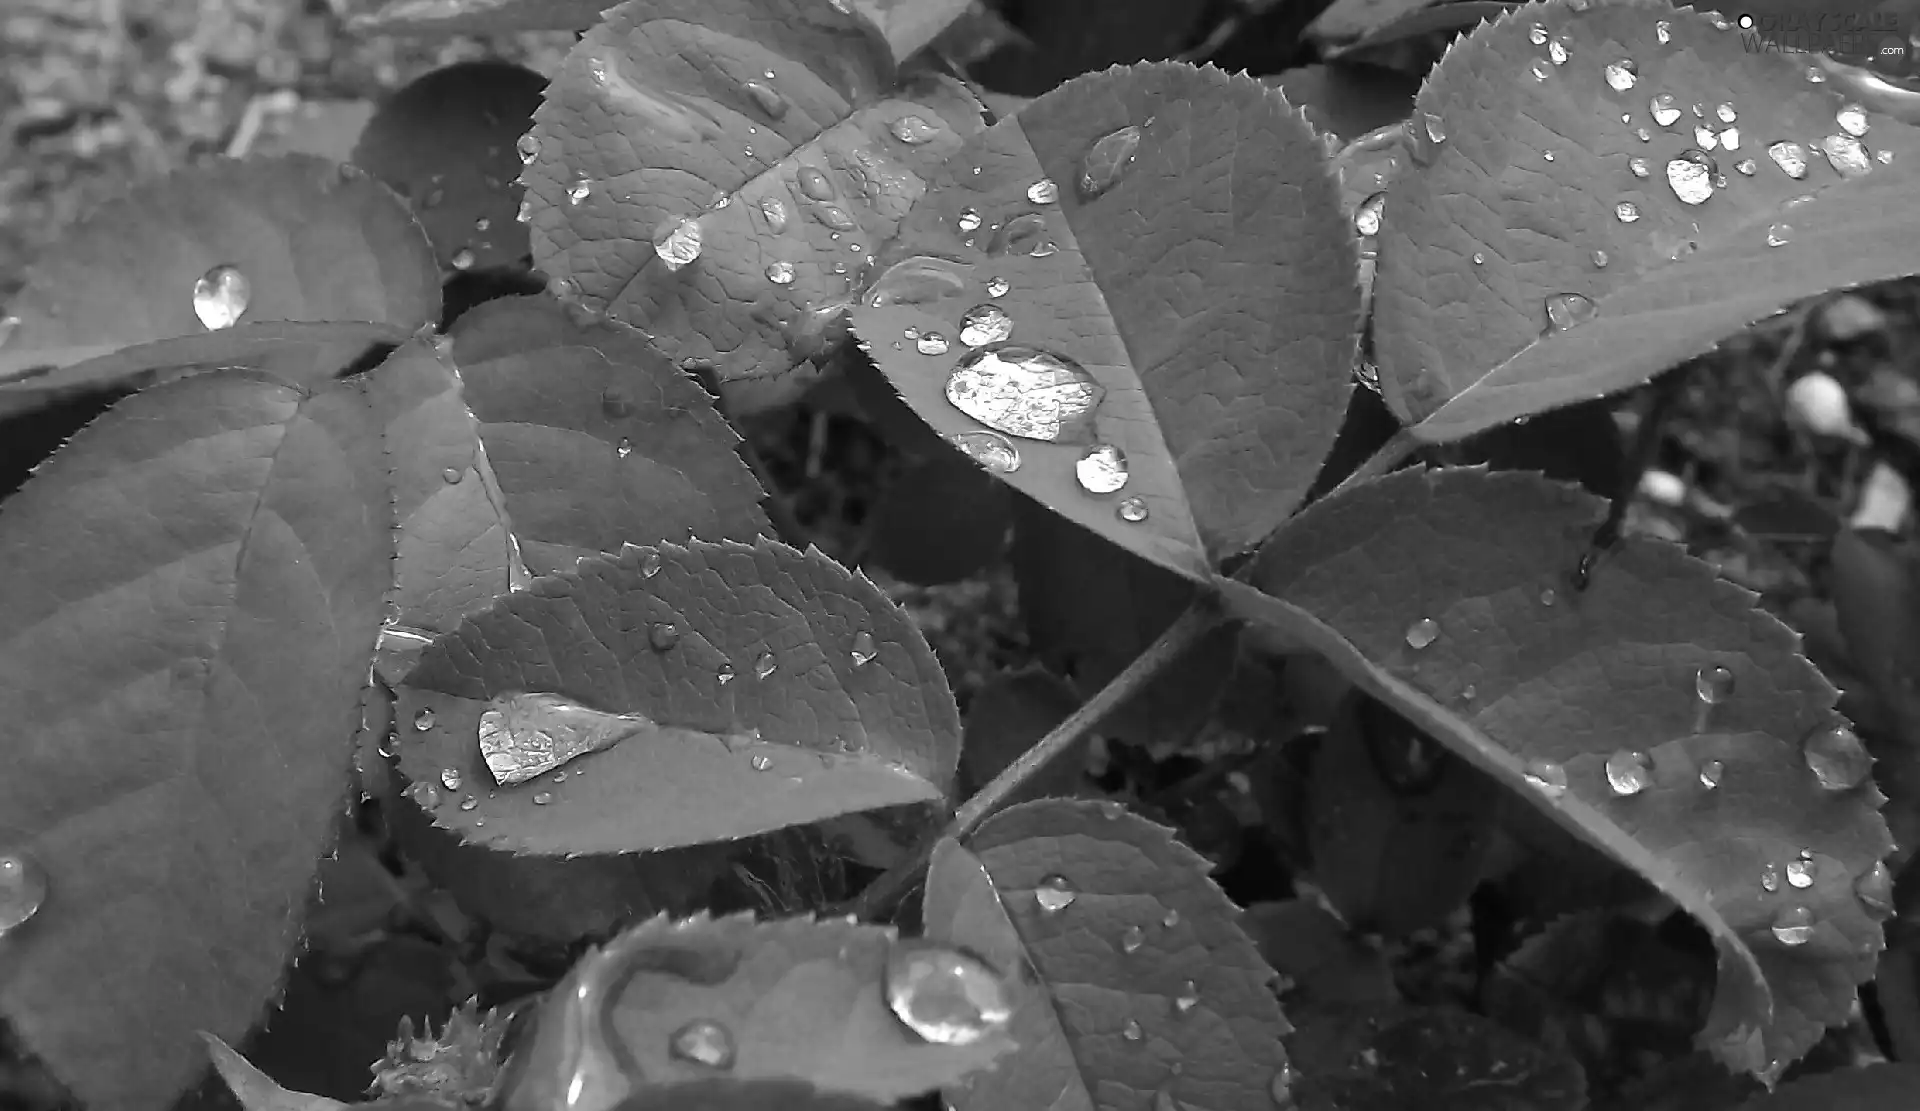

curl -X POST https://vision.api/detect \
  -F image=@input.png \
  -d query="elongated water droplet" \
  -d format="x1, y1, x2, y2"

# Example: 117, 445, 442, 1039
1524, 760, 1568, 798
1695, 665, 1735, 704
1768, 140, 1810, 179
917, 332, 950, 355
758, 195, 790, 233
754, 652, 777, 680
957, 207, 983, 232
884, 942, 1013, 1045
1075, 443, 1129, 494
1666, 149, 1716, 204
959, 303, 1014, 347
0, 853, 48, 934
1080, 125, 1141, 199
1529, 23, 1548, 44
889, 114, 939, 144
669, 1019, 736, 1068
652, 216, 703, 270
813, 204, 857, 231
1548, 36, 1569, 64
414, 707, 436, 731
742, 80, 786, 119
1655, 19, 1672, 41
1804, 723, 1871, 790
986, 275, 1010, 298
1771, 906, 1814, 946
440, 768, 463, 791
1354, 191, 1386, 237
1762, 862, 1781, 891
1786, 851, 1814, 889
1615, 201, 1640, 223
866, 255, 967, 307
1605, 59, 1638, 91
1605, 749, 1653, 795
946, 346, 1103, 442
797, 166, 835, 201
1856, 861, 1894, 917
1423, 112, 1446, 143
531, 790, 553, 805
851, 631, 878, 667
193, 265, 251, 330
1545, 293, 1597, 331
1035, 874, 1076, 913
1404, 617, 1439, 649
477, 692, 654, 786
1650, 93, 1682, 127
1119, 925, 1145, 953
765, 260, 796, 284
1117, 496, 1149, 522
1699, 759, 1724, 788
1820, 134, 1872, 178
949, 429, 1021, 473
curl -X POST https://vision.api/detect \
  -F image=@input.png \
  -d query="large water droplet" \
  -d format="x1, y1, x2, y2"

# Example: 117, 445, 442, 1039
1804, 724, 1872, 790
889, 114, 940, 144
1699, 759, 1725, 788
1856, 861, 1894, 917
866, 255, 967, 307
1820, 134, 1872, 178
1524, 760, 1568, 798
1650, 93, 1682, 127
742, 80, 786, 119
765, 260, 796, 285
1074, 443, 1129, 494
851, 631, 878, 667
1786, 851, 1814, 889
797, 166, 836, 201
1666, 149, 1716, 204
476, 692, 654, 786
652, 216, 703, 270
959, 303, 1014, 347
1080, 125, 1141, 199
1354, 191, 1386, 237
192, 265, 251, 331
1605, 59, 1639, 91
759, 196, 790, 233
884, 943, 1013, 1045
989, 213, 1051, 256
1605, 749, 1652, 795
0, 853, 47, 934
1768, 140, 1810, 179
1116, 496, 1149, 523
1545, 292, 1598, 331
945, 345, 1104, 442
1027, 178, 1060, 204
1404, 617, 1439, 649
1035, 874, 1076, 913
1766, 223, 1792, 248
949, 429, 1021, 473
917, 332, 950, 355
957, 207, 983, 232
668, 1019, 736, 1068
1694, 665, 1735, 704
1615, 201, 1641, 223
1548, 36, 1570, 64
650, 622, 680, 651
1837, 103, 1869, 137
1770, 906, 1815, 946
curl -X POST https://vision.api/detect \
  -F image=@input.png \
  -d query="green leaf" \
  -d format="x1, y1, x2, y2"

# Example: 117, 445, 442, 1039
1271, 62, 1421, 143
0, 372, 391, 1111
0, 155, 438, 387
1830, 526, 1920, 744
922, 798, 1294, 1111
851, 62, 1359, 580
352, 61, 547, 273
495, 912, 1017, 1110
958, 666, 1082, 799
394, 539, 959, 853
519, 0, 984, 410
1218, 466, 1896, 1078
0, 320, 410, 400
1372, 0, 1920, 443
202, 1034, 347, 1111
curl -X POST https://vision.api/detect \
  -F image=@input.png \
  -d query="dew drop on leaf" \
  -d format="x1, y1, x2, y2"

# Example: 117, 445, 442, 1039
1269, 1064, 1296, 1107
1837, 102, 1869, 137
1548, 36, 1570, 64
765, 260, 796, 285
1694, 664, 1735, 704
192, 264, 250, 331
1762, 862, 1781, 891
1699, 759, 1724, 788
1615, 201, 1640, 223
1857, 861, 1894, 917
754, 652, 777, 680
1035, 874, 1076, 913
717, 662, 735, 684
884, 944, 1013, 1046
758, 196, 790, 233
1544, 293, 1598, 332
851, 630, 878, 667
1650, 93, 1682, 127
0, 853, 48, 935
1524, 760, 1568, 798
945, 345, 1103, 442
1591, 250, 1609, 268
1804, 723, 1872, 790
1605, 749, 1652, 796
1423, 112, 1446, 143
532, 791, 553, 805
617, 437, 633, 458
866, 255, 967, 306
1530, 60, 1551, 81
957, 207, 983, 232
567, 178, 592, 206
0, 315, 17, 348
990, 213, 1051, 257
450, 248, 476, 271
1768, 141, 1810, 179
1735, 158, 1757, 175
516, 197, 533, 223
460, 796, 478, 811
649, 622, 680, 651
1075, 443, 1129, 494
668, 1019, 737, 1068
1770, 906, 1815, 946
441, 466, 464, 484
1162, 908, 1180, 927
440, 768, 463, 791
749, 753, 773, 771
652, 216, 703, 270
1766, 223, 1792, 247
742, 80, 786, 119
1026, 178, 1060, 205
1116, 496, 1149, 523
1404, 617, 1439, 649
1605, 59, 1638, 91
1666, 150, 1716, 204
814, 204, 858, 231
1354, 192, 1386, 237
917, 332, 950, 355
516, 133, 539, 163
1820, 134, 1872, 178
1122, 1019, 1144, 1041
1174, 981, 1199, 1012
1079, 125, 1141, 199
797, 167, 836, 201
477, 692, 653, 786
1119, 925, 1144, 953
949, 430, 1021, 473
986, 275, 1010, 298
414, 707, 436, 731
889, 114, 940, 144
641, 550, 662, 577
1786, 851, 1814, 888
1529, 23, 1548, 44
959, 303, 1014, 347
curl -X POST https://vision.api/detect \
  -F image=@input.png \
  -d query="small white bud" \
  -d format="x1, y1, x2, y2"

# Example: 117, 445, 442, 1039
1639, 469, 1687, 507
1786, 371, 1867, 442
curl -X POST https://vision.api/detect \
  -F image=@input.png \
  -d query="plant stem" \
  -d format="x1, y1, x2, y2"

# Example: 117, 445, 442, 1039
844, 595, 1230, 919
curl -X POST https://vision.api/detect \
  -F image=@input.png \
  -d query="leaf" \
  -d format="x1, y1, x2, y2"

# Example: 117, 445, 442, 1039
495, 912, 1018, 1110
0, 372, 392, 1111
1286, 1004, 1588, 1111
352, 61, 547, 273
1322, 0, 1522, 55
0, 320, 410, 399
1272, 62, 1422, 143
1238, 900, 1400, 1008
922, 798, 1294, 1111
851, 62, 1360, 580
201, 1035, 347, 1111
612, 1079, 896, 1111
394, 539, 959, 853
250, 100, 378, 163
1217, 466, 1896, 1077
519, 0, 984, 410
958, 666, 1083, 799
0, 154, 439, 385
1732, 1062, 1920, 1109
1371, 0, 1920, 443
865, 450, 1011, 585
1830, 527, 1920, 744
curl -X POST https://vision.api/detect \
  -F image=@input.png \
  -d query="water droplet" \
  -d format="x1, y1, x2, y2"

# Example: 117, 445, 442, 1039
1423, 112, 1447, 144
742, 80, 786, 119
1666, 149, 1716, 204
749, 753, 773, 771
1524, 760, 1568, 798
515, 197, 533, 224
668, 1019, 736, 1068
1530, 59, 1552, 81
414, 707, 436, 731
957, 207, 983, 232
1787, 851, 1814, 888
1699, 759, 1724, 788
1804, 724, 1872, 790
648, 622, 680, 651
531, 791, 553, 805
1605, 59, 1638, 91
752, 652, 777, 680
1615, 201, 1640, 223
450, 247, 476, 271
617, 437, 633, 458
0, 315, 18, 349
987, 213, 1051, 257
1175, 981, 1199, 1012
813, 204, 858, 231
1771, 906, 1814, 946
959, 304, 1014, 347
1765, 223, 1792, 248
1877, 149, 1895, 165
1695, 665, 1735, 704
1404, 617, 1439, 649
1035, 874, 1076, 913
717, 662, 735, 684
917, 332, 950, 355
440, 768, 463, 791
1544, 293, 1598, 331
1122, 1019, 1144, 1041
477, 692, 654, 786
1605, 749, 1653, 796
1270, 1064, 1296, 1107
192, 265, 251, 330
1635, 126, 1652, 142
1837, 102, 1869, 138
949, 429, 1021, 473
1735, 158, 1757, 175
0, 853, 48, 934
758, 196, 790, 233
459, 796, 478, 811
1472, 252, 1485, 265
797, 166, 836, 201
1548, 37, 1569, 64
1655, 19, 1672, 42
1856, 861, 1894, 917
1027, 178, 1060, 205
1354, 191, 1386, 237
884, 943, 1013, 1045
1768, 140, 1810, 179
1075, 443, 1129, 494
986, 275, 1010, 298
1161, 908, 1180, 928
889, 114, 940, 144
642, 550, 663, 577
945, 345, 1103, 442
1077, 125, 1143, 200
516, 133, 539, 163
1820, 134, 1872, 178
756, 259, 796, 286
1120, 925, 1144, 953
1529, 23, 1548, 44
1591, 249, 1609, 268
1650, 93, 1682, 127
1539, 588, 1558, 607
1542, 150, 1556, 162
851, 631, 878, 667
866, 255, 967, 307
652, 216, 703, 270
1117, 496, 1149, 522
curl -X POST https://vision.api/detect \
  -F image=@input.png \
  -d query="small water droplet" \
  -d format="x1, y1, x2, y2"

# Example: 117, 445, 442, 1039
516, 133, 539, 163
1666, 149, 1716, 204
1768, 141, 1810, 179
1765, 223, 1792, 248
1650, 93, 1682, 128
1460, 684, 1477, 701
758, 196, 790, 234
1545, 293, 1598, 331
742, 80, 786, 118
1877, 148, 1896, 165
1122, 1019, 1144, 1041
192, 265, 251, 330
515, 197, 533, 224
1354, 191, 1386, 238
1175, 981, 1199, 1012
1820, 134, 1872, 178
1472, 252, 1486, 265
617, 437, 633, 458
884, 943, 1013, 1045
414, 707, 436, 731
957, 207, 983, 232
917, 332, 950, 355
959, 303, 1014, 347
851, 631, 878, 667
440, 768, 463, 791
765, 260, 796, 285
0, 853, 48, 934
1075, 443, 1129, 495
1615, 201, 1640, 223
1405, 617, 1439, 649
1856, 861, 1895, 917
568, 178, 591, 206
668, 1019, 736, 1068
1117, 496, 1149, 522
1605, 59, 1638, 90
649, 622, 680, 651
1699, 759, 1725, 788
459, 796, 478, 811
1423, 112, 1447, 144
1027, 178, 1060, 205
1762, 863, 1781, 892
1771, 906, 1815, 946
1605, 749, 1653, 796
1695, 665, 1735, 704
532, 791, 553, 805
1162, 908, 1180, 927
949, 429, 1021, 473
986, 275, 1010, 298
442, 466, 466, 484
813, 204, 858, 231
1530, 59, 1552, 81
1524, 760, 1568, 798
642, 550, 663, 577
450, 248, 476, 271
798, 166, 836, 201
1529, 23, 1548, 44
652, 216, 703, 270
1655, 19, 1672, 42
1548, 36, 1570, 64
749, 753, 773, 771
1120, 925, 1144, 953
1591, 249, 1609, 268
889, 114, 940, 144
1035, 874, 1076, 913
717, 662, 736, 684
1787, 851, 1814, 889
1804, 723, 1872, 790
1736, 158, 1757, 175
